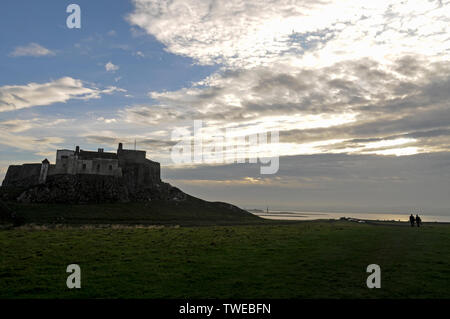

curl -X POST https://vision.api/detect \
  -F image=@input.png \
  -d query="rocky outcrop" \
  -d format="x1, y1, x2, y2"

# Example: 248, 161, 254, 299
0, 200, 13, 222
128, 182, 188, 202
15, 174, 129, 204
1, 173, 188, 204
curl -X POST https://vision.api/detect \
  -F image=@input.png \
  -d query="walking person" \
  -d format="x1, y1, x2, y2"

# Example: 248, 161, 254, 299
416, 214, 422, 227
409, 214, 415, 227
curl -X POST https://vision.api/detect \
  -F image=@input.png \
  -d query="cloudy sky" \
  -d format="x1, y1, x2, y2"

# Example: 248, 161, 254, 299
1, 0, 449, 214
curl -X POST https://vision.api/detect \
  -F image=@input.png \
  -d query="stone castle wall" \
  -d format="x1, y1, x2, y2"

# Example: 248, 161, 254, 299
2, 164, 41, 188
1, 145, 162, 200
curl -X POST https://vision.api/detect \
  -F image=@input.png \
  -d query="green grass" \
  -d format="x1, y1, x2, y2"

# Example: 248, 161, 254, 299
1, 221, 449, 298
3, 200, 265, 226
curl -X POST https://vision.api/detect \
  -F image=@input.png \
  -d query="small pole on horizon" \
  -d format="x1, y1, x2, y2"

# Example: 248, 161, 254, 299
134, 139, 136, 151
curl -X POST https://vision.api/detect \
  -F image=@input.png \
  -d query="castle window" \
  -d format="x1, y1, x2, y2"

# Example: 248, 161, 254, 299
97, 164, 100, 171
109, 165, 112, 171
82, 164, 86, 170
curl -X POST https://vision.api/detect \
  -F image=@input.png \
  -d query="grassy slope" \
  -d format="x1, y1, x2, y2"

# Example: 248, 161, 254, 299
1, 221, 449, 299
4, 200, 264, 226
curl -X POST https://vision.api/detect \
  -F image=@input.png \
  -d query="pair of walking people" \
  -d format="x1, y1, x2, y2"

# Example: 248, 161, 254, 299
409, 214, 422, 227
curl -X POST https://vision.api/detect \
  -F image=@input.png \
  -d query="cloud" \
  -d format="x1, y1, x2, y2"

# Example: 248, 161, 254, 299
85, 134, 176, 149
121, 104, 188, 125
97, 117, 117, 124
10, 42, 55, 57
124, 0, 450, 160
0, 77, 124, 112
0, 118, 70, 133
127, 0, 335, 67
105, 61, 120, 72
128, 0, 450, 68
0, 117, 77, 157
0, 131, 64, 152
119, 55, 450, 157
162, 152, 450, 213
0, 119, 37, 133
81, 132, 176, 162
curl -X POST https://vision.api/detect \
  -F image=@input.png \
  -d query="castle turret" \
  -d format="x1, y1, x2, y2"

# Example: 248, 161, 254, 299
39, 158, 50, 184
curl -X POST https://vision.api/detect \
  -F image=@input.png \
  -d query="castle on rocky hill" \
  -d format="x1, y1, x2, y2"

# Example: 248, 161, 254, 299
2, 143, 161, 189
0, 143, 175, 203
0, 143, 250, 218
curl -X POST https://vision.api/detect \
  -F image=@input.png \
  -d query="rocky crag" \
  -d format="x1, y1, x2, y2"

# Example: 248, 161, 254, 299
0, 145, 251, 223
0, 144, 190, 204
0, 174, 188, 204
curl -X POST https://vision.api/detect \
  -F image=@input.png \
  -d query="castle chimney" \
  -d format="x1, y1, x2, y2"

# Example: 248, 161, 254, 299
39, 159, 50, 184
75, 146, 80, 154
98, 148, 104, 153
118, 143, 123, 151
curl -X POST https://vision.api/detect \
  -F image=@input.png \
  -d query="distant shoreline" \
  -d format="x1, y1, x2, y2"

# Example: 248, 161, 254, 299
248, 209, 450, 223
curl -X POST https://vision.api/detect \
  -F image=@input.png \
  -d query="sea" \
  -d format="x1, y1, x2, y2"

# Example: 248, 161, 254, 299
251, 210, 450, 223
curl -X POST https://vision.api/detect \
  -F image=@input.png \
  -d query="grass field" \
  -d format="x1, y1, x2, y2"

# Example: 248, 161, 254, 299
1, 200, 264, 226
1, 220, 449, 299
